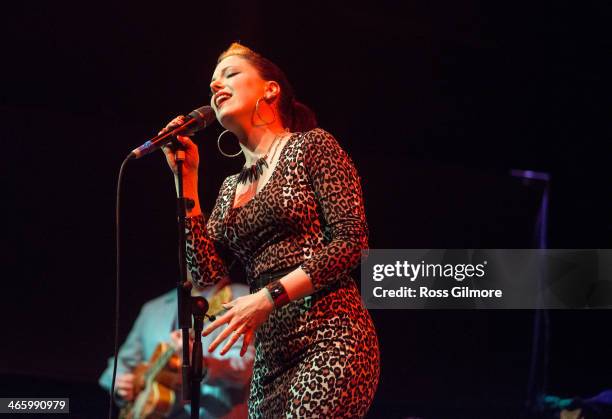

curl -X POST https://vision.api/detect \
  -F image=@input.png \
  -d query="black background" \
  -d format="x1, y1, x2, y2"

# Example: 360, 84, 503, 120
2, 1, 611, 418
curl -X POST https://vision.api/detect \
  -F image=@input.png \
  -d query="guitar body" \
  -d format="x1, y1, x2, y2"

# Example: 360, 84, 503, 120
123, 382, 175, 419
119, 285, 232, 419
120, 343, 180, 419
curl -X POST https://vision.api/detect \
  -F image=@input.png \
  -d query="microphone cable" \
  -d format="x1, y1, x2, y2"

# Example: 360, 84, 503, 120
108, 153, 134, 419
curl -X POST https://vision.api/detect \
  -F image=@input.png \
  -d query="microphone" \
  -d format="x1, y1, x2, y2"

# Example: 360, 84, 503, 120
129, 106, 216, 159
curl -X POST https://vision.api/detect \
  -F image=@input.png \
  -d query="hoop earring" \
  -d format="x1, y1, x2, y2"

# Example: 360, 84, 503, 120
217, 130, 242, 158
254, 96, 276, 126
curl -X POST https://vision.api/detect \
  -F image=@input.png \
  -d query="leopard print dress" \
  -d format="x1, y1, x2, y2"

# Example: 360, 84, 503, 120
185, 128, 380, 418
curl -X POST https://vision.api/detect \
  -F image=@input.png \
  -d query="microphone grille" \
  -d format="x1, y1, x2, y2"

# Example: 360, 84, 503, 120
189, 106, 216, 130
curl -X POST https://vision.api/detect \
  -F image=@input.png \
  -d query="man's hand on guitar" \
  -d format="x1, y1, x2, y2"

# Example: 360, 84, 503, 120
115, 373, 135, 401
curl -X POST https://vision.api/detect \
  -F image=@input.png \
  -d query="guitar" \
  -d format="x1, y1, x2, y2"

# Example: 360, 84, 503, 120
119, 342, 180, 419
120, 285, 233, 419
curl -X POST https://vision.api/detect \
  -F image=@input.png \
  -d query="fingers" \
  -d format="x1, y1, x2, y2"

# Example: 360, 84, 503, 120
158, 115, 201, 179
204, 299, 242, 354
159, 115, 187, 135
158, 115, 195, 156
203, 310, 231, 337
175, 135, 198, 152
219, 326, 245, 356
207, 320, 237, 354
158, 115, 196, 148
221, 298, 236, 310
161, 135, 194, 153
240, 328, 254, 357
116, 387, 134, 401
115, 374, 135, 401
204, 296, 261, 355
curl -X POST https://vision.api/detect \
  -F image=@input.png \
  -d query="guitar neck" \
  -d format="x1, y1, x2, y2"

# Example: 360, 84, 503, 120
144, 343, 176, 384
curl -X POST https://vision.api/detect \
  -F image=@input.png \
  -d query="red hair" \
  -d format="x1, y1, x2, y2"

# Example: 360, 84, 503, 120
218, 43, 317, 132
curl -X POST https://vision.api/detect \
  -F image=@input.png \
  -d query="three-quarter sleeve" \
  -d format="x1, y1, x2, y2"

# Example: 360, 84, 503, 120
299, 129, 369, 290
185, 178, 231, 288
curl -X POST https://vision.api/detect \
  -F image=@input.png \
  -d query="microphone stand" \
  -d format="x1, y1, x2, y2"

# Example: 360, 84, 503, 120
174, 146, 209, 419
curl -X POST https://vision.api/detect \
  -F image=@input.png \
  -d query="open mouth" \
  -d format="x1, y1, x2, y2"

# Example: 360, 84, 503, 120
215, 93, 231, 108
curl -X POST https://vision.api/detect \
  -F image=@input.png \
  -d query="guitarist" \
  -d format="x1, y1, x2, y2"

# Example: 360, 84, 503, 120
99, 279, 254, 418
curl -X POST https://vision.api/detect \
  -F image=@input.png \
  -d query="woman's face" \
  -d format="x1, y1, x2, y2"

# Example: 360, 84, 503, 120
210, 55, 267, 129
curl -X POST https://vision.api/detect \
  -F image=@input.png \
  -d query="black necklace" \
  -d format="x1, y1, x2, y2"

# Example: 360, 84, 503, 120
237, 135, 283, 184
237, 156, 268, 184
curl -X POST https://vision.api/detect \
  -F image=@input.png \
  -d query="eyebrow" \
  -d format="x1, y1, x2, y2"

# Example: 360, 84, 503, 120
211, 66, 237, 83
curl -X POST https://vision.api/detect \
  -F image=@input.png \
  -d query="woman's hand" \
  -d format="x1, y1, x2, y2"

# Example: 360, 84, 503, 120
203, 289, 274, 357
160, 115, 202, 216
160, 115, 200, 178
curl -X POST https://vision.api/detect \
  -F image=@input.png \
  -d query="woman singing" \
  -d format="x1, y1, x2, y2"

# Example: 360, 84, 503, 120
162, 43, 379, 418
